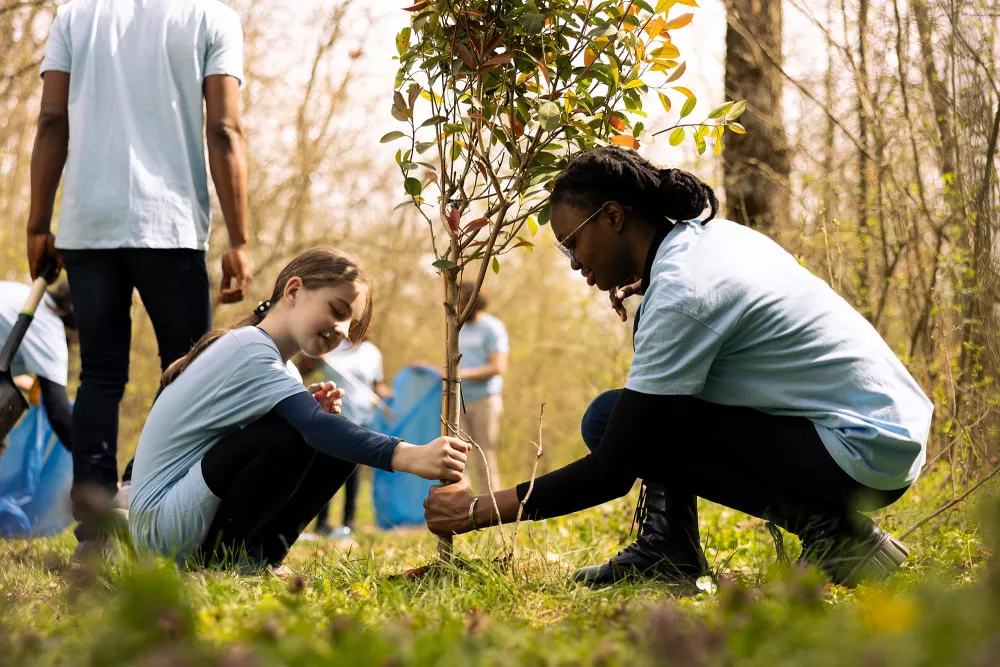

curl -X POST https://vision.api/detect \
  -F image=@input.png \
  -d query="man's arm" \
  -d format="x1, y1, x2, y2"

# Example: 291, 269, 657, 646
204, 74, 251, 304
26, 71, 70, 282
459, 350, 509, 382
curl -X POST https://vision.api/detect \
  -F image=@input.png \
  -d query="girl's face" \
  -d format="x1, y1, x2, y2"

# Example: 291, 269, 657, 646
285, 279, 368, 358
550, 201, 634, 292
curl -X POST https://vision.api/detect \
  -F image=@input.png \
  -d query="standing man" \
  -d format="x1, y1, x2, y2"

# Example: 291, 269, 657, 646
26, 0, 252, 554
457, 283, 509, 494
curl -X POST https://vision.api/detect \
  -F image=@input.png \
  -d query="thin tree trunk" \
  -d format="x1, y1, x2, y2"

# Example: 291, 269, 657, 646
438, 271, 461, 558
856, 0, 872, 318
723, 0, 791, 231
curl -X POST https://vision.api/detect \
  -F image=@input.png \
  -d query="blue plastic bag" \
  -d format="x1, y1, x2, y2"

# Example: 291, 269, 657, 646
370, 365, 442, 529
0, 403, 73, 538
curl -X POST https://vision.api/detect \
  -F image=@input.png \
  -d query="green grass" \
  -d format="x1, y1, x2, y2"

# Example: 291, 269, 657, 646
1, 466, 997, 667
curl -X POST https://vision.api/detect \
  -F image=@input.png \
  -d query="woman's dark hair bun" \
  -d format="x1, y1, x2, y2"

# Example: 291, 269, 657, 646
550, 146, 718, 228
658, 168, 714, 222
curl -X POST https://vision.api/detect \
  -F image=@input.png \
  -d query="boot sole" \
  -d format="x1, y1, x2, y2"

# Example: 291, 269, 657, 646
839, 532, 909, 588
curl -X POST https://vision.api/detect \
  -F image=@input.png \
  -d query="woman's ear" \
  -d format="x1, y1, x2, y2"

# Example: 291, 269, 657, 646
284, 276, 303, 305
604, 201, 628, 232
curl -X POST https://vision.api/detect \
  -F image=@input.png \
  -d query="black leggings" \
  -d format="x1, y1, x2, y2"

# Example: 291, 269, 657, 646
519, 390, 909, 537
38, 377, 72, 452
199, 413, 356, 566
315, 467, 360, 529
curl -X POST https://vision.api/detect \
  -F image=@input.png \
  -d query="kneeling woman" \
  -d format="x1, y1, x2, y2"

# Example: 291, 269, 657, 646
130, 248, 469, 568
424, 146, 932, 588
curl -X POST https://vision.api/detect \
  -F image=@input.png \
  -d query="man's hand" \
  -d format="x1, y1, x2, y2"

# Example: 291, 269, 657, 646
219, 244, 252, 303
610, 279, 643, 322
308, 381, 345, 414
423, 478, 476, 536
26, 231, 62, 283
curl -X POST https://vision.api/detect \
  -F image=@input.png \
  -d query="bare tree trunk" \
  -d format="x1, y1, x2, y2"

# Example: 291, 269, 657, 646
437, 271, 461, 558
723, 0, 791, 231
855, 0, 873, 318
912, 0, 958, 179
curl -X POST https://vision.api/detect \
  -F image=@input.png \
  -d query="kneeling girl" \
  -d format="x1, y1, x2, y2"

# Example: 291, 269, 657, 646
129, 248, 468, 567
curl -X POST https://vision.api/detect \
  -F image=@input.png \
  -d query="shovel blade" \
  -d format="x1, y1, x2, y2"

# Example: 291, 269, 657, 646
0, 372, 28, 444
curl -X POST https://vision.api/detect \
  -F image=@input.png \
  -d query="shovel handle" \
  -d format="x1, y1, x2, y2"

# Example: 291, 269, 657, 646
0, 266, 57, 374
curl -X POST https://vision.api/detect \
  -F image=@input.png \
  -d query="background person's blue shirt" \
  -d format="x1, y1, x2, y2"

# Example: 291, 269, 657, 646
319, 340, 385, 427
625, 219, 933, 491
459, 313, 509, 404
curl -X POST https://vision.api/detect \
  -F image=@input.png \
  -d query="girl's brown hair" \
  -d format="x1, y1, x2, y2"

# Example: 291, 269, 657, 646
160, 247, 372, 389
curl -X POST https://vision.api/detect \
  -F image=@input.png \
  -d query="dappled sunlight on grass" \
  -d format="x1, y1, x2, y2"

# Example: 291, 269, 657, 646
1, 466, 997, 665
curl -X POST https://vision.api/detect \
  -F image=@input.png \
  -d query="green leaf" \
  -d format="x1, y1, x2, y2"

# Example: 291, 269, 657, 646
726, 100, 748, 120
432, 259, 458, 270
492, 257, 501, 274
404, 177, 422, 196
538, 101, 561, 132
380, 131, 406, 143
527, 216, 539, 236
395, 27, 411, 56
590, 23, 619, 38
694, 131, 707, 154
539, 204, 551, 226
420, 115, 448, 128
669, 127, 685, 146
727, 122, 746, 134
680, 94, 697, 118
707, 101, 734, 119
623, 79, 646, 90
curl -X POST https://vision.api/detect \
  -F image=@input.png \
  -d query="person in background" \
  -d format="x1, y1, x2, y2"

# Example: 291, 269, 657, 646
0, 281, 76, 454
310, 334, 392, 540
457, 283, 509, 494
26, 0, 254, 559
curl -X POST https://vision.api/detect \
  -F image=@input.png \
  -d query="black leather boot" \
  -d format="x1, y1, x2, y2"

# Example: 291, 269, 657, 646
573, 483, 708, 587
769, 510, 909, 587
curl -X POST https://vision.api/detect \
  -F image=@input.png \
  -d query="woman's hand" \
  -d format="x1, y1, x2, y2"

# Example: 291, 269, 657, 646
423, 479, 476, 536
308, 381, 345, 414
390, 437, 470, 481
609, 279, 643, 322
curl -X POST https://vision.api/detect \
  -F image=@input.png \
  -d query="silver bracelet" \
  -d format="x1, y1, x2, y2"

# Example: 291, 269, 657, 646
469, 496, 481, 531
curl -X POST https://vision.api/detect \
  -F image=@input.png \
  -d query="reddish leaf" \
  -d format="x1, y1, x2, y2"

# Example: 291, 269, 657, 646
513, 241, 534, 249
393, 90, 407, 112
456, 43, 477, 69
610, 114, 626, 131
465, 217, 489, 231
446, 208, 461, 233
512, 118, 524, 137
481, 53, 512, 69
610, 135, 639, 149
402, 1, 432, 11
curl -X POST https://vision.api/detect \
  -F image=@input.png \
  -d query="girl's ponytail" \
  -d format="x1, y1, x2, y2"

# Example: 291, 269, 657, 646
160, 302, 269, 389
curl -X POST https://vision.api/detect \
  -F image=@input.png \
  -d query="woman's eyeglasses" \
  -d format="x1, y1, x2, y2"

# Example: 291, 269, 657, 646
553, 205, 604, 263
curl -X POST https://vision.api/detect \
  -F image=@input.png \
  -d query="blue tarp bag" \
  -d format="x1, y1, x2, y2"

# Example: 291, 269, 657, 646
0, 403, 73, 538
370, 365, 441, 529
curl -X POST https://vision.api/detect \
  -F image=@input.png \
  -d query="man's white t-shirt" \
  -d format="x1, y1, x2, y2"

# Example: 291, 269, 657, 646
40, 0, 244, 250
